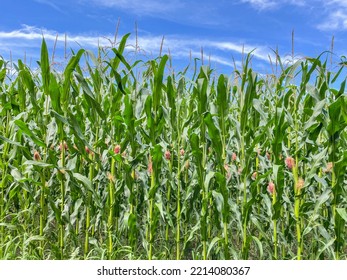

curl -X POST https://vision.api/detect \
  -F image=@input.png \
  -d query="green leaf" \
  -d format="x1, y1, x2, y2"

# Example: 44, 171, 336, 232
189, 133, 203, 183
0, 68, 6, 83
251, 235, 263, 259
207, 237, 221, 258
217, 74, 228, 116
204, 112, 223, 167
24, 235, 45, 246
144, 95, 153, 132
49, 200, 62, 224
23, 160, 54, 168
214, 172, 229, 222
155, 201, 165, 221
74, 72, 106, 120
195, 76, 208, 116
253, 99, 268, 121
18, 60, 38, 110
11, 169, 24, 182
0, 135, 24, 147
148, 144, 163, 198
62, 49, 85, 102
14, 120, 46, 148
128, 212, 137, 229
328, 95, 347, 136
312, 189, 331, 217
272, 109, 288, 163
241, 69, 257, 132
315, 239, 335, 260
303, 99, 326, 131
50, 110, 69, 126
68, 113, 91, 149
40, 38, 50, 95
112, 33, 130, 70
336, 208, 347, 222
153, 55, 168, 112
48, 74, 62, 113
212, 190, 223, 214
73, 173, 92, 191
204, 171, 215, 192
272, 164, 284, 220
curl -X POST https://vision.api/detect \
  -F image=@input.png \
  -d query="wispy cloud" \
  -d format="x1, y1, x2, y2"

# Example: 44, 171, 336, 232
316, 1, 347, 31
34, 0, 65, 13
317, 10, 347, 31
0, 25, 112, 48
240, 0, 277, 10
242, 0, 347, 32
241, 0, 306, 10
0, 25, 279, 71
208, 41, 271, 61
88, 0, 183, 15
85, 0, 230, 28
325, 0, 347, 7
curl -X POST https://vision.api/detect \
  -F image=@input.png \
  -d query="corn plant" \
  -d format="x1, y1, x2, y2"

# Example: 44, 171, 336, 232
0, 34, 347, 260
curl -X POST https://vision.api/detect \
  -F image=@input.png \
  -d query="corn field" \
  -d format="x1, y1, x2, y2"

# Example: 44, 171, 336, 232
0, 34, 347, 260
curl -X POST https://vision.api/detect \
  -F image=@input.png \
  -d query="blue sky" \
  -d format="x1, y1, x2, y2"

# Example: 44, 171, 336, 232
0, 0, 346, 74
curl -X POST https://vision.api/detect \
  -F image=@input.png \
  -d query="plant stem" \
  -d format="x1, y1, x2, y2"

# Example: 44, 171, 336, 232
0, 111, 11, 259
107, 157, 116, 259
165, 161, 172, 242
59, 140, 65, 259
84, 151, 94, 259
176, 167, 181, 260
148, 165, 155, 260
39, 172, 46, 258
293, 159, 301, 260
273, 191, 278, 260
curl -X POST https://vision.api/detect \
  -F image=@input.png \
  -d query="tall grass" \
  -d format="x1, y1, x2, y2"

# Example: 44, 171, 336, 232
0, 35, 347, 260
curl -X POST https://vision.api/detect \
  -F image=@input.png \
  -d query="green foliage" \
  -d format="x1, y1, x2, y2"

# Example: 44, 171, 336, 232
0, 36, 346, 260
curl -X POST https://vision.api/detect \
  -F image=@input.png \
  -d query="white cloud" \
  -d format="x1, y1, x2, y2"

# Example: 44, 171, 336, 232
208, 41, 272, 61
34, 0, 65, 13
84, 0, 231, 28
317, 10, 347, 30
325, 0, 347, 7
88, 0, 183, 15
0, 25, 113, 48
240, 0, 277, 10
241, 0, 306, 10
316, 1, 347, 31
241, 0, 347, 32
0, 25, 278, 71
